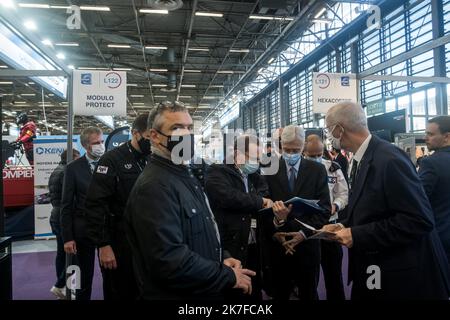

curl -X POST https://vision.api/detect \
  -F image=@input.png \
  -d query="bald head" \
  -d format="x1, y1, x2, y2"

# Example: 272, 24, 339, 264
326, 102, 368, 133
305, 134, 324, 158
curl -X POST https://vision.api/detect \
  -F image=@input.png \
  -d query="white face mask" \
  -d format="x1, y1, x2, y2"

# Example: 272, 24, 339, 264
90, 144, 105, 159
326, 125, 343, 150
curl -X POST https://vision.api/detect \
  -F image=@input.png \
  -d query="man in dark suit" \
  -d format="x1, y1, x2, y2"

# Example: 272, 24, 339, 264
323, 102, 450, 300
61, 126, 105, 300
419, 116, 450, 266
205, 134, 272, 300
263, 125, 331, 300
330, 147, 349, 182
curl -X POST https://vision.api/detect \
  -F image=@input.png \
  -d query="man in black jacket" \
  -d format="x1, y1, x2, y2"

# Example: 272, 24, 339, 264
264, 125, 331, 300
205, 134, 272, 299
48, 148, 80, 299
61, 126, 104, 300
419, 116, 450, 267
85, 113, 150, 300
323, 102, 450, 300
124, 101, 255, 300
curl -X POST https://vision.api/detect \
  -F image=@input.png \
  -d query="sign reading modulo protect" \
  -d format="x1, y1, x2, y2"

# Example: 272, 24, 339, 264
312, 72, 358, 114
73, 70, 127, 116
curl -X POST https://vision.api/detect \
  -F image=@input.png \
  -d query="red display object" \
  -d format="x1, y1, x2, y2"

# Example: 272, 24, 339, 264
2, 166, 34, 208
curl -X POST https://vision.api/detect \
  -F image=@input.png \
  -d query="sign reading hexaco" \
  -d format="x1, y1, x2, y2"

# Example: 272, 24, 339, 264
73, 70, 127, 116
312, 72, 358, 114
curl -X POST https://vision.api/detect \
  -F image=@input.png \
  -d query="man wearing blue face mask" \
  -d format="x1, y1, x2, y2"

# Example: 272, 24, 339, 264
205, 134, 273, 300
264, 125, 331, 300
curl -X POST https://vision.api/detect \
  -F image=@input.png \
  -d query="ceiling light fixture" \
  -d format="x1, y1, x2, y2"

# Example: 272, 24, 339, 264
314, 7, 327, 19
0, 65, 9, 68
154, 95, 168, 98
0, 81, 14, 85
79, 6, 110, 12
217, 70, 233, 74
55, 42, 79, 47
145, 45, 168, 50
20, 93, 36, 96
195, 12, 223, 17
179, 96, 192, 99
78, 67, 109, 70
268, 57, 275, 64
149, 68, 168, 72
108, 44, 131, 48
18, 3, 50, 9
184, 69, 201, 73
113, 68, 132, 71
23, 20, 37, 30
139, 9, 168, 14
249, 15, 294, 21
42, 39, 52, 46
49, 5, 70, 9
152, 84, 167, 87
56, 53, 65, 60
130, 94, 144, 97
181, 84, 196, 88
230, 49, 250, 53
188, 48, 210, 52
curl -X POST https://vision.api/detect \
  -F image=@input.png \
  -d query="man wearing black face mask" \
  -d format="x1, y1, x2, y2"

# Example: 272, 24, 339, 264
125, 101, 256, 300
84, 113, 150, 300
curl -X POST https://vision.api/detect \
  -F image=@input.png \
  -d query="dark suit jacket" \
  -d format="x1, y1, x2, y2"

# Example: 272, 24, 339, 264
205, 164, 269, 265
345, 135, 450, 299
419, 146, 450, 254
263, 157, 331, 263
60, 155, 93, 243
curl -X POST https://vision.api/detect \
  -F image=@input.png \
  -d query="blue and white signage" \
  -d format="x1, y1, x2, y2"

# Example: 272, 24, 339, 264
312, 72, 358, 114
73, 70, 127, 116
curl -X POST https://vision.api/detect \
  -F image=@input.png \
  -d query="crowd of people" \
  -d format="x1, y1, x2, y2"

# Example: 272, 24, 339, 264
47, 101, 450, 300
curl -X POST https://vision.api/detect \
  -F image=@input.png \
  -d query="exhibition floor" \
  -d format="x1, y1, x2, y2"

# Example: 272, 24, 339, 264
11, 240, 351, 300
12, 240, 103, 300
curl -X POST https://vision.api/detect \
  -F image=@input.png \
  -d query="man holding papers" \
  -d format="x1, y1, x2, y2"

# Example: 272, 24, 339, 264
322, 102, 450, 300
264, 125, 331, 300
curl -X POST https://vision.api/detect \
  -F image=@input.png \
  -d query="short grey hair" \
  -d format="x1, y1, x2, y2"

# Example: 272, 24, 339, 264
80, 126, 102, 148
326, 102, 368, 132
281, 125, 305, 145
147, 101, 188, 130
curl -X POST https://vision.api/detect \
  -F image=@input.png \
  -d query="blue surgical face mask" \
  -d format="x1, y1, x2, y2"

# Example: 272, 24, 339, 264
239, 163, 259, 175
283, 152, 301, 166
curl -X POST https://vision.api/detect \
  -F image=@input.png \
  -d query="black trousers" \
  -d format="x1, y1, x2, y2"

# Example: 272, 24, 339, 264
100, 230, 138, 300
50, 219, 66, 288
71, 240, 95, 301
320, 240, 345, 300
271, 242, 320, 300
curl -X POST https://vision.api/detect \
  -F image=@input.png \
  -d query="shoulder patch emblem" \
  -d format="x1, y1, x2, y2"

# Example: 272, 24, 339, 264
124, 163, 133, 169
97, 166, 108, 174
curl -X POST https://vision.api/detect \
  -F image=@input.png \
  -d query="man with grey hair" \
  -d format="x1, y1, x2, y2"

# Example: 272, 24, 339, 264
263, 124, 331, 300
61, 126, 105, 300
322, 102, 450, 300
125, 101, 256, 300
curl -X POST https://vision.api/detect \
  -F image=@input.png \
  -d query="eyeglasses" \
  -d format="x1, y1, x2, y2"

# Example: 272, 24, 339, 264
323, 125, 337, 136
